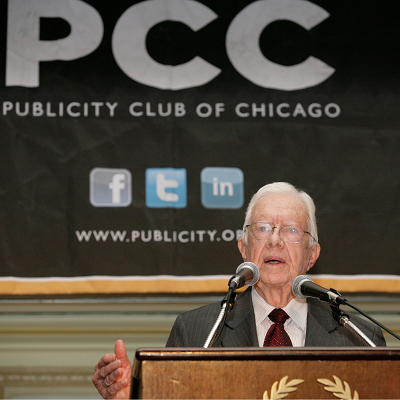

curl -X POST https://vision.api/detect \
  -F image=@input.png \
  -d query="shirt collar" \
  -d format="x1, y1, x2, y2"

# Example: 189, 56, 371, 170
252, 287, 308, 331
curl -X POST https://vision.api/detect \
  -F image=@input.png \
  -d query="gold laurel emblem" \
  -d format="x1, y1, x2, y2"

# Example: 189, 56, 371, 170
263, 375, 304, 400
317, 375, 359, 399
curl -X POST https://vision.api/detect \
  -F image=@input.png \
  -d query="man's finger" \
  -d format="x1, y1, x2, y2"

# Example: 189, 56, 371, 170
106, 378, 129, 397
96, 360, 120, 380
95, 353, 116, 371
114, 340, 130, 366
101, 367, 123, 388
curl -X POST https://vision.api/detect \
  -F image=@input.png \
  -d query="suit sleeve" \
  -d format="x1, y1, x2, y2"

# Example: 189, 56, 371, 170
165, 302, 223, 347
370, 323, 386, 346
166, 314, 192, 347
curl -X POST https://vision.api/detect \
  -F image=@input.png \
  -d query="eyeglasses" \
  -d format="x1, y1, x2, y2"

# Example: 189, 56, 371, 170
244, 222, 317, 244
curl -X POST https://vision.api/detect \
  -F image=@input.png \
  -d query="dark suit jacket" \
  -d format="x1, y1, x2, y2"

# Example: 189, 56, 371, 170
166, 287, 386, 347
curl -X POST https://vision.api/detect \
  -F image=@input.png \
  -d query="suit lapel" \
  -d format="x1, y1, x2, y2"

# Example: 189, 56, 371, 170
220, 288, 259, 347
305, 298, 340, 346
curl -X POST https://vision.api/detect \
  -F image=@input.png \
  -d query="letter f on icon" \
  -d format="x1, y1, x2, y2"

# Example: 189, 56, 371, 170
109, 173, 126, 204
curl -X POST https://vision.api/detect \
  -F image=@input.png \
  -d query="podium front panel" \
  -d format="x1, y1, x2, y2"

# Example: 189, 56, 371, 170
132, 348, 400, 399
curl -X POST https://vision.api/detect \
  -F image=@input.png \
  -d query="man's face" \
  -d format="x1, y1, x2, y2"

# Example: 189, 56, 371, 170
238, 193, 320, 292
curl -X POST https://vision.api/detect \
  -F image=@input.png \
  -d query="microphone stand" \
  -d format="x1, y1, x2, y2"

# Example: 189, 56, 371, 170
203, 286, 237, 348
203, 262, 260, 348
330, 303, 376, 347
329, 287, 400, 346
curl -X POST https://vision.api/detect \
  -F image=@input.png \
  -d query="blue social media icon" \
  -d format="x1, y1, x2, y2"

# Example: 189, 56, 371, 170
146, 168, 187, 208
201, 167, 244, 209
90, 168, 132, 207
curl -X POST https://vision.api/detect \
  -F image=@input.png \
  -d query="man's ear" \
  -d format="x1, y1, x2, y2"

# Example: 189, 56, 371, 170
307, 243, 321, 272
238, 238, 247, 260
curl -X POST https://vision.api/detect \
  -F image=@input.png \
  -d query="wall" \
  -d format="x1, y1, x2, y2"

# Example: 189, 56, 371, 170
1, 295, 399, 399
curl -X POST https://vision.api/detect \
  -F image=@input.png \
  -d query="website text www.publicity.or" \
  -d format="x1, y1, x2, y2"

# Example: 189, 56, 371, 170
75, 229, 243, 244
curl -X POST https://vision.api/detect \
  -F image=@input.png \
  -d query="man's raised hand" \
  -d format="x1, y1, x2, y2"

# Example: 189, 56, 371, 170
92, 340, 132, 399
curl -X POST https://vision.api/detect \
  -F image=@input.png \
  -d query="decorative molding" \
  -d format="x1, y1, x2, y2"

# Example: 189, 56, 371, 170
0, 368, 93, 386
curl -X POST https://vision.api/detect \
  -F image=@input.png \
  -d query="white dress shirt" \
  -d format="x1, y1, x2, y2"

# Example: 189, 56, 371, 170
252, 287, 308, 347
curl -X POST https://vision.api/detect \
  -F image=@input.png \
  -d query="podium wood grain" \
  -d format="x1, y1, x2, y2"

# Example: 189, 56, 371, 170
131, 348, 400, 399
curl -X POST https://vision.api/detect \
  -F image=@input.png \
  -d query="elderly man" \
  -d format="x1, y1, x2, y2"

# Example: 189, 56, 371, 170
93, 182, 386, 399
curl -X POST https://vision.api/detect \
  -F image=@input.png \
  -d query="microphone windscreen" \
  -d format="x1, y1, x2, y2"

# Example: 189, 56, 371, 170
291, 275, 313, 299
236, 262, 260, 286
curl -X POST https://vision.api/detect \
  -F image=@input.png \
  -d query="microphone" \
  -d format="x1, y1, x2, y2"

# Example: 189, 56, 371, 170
229, 262, 260, 291
291, 275, 347, 305
204, 262, 260, 347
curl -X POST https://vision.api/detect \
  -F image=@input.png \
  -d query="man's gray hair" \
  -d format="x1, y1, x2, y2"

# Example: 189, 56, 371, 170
241, 182, 318, 245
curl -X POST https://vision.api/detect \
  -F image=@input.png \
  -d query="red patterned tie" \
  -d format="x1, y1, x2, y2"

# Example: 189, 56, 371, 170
263, 308, 293, 347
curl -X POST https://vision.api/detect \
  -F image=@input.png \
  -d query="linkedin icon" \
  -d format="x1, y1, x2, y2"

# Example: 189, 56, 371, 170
201, 167, 244, 209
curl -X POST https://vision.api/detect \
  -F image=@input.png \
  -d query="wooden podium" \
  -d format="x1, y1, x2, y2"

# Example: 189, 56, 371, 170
131, 347, 400, 399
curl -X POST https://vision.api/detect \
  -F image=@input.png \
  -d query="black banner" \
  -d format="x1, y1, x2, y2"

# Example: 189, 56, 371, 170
1, 0, 399, 295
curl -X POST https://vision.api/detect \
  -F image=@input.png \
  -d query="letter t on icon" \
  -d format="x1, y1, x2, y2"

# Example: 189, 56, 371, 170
156, 173, 179, 202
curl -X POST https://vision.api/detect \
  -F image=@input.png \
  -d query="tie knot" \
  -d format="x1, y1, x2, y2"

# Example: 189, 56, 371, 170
269, 308, 289, 324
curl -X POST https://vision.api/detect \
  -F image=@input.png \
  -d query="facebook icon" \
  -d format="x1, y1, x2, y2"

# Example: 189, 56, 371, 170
146, 168, 187, 208
90, 168, 132, 207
